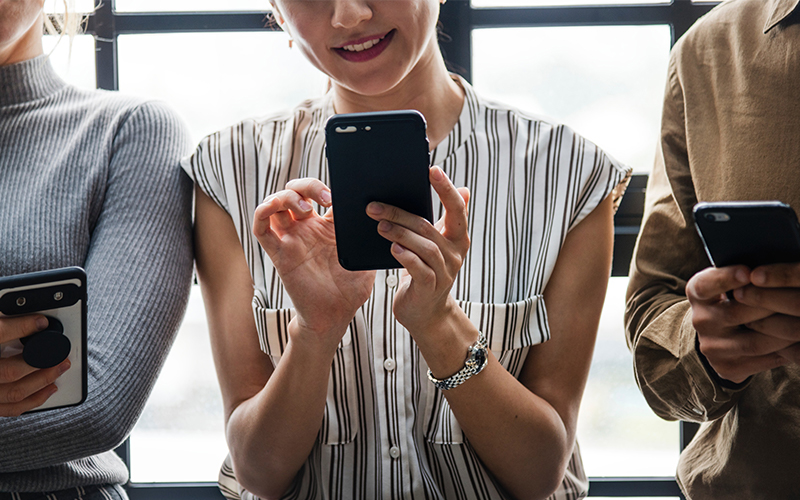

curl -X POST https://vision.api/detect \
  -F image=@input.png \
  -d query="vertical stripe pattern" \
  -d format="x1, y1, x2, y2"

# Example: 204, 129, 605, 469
183, 77, 630, 500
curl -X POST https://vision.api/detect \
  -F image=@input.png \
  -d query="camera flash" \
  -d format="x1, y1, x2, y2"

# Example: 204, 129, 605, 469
54, 292, 64, 301
16, 297, 26, 307
705, 212, 731, 222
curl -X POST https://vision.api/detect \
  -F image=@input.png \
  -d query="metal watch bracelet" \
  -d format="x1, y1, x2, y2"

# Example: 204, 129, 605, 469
427, 331, 488, 391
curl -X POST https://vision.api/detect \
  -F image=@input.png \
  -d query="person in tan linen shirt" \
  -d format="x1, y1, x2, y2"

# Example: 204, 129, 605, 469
625, 0, 800, 498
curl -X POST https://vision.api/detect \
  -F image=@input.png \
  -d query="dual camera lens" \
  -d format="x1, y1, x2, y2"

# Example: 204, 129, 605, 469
15, 292, 65, 308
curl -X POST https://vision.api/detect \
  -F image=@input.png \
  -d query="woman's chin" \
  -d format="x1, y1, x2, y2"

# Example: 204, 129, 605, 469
334, 73, 407, 100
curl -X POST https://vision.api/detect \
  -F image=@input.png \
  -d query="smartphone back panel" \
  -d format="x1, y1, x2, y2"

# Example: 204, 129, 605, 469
325, 110, 433, 270
694, 201, 800, 268
0, 267, 87, 413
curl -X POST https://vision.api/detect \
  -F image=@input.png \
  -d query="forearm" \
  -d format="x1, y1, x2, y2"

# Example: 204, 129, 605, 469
0, 101, 192, 471
415, 312, 571, 500
445, 356, 571, 500
0, 205, 192, 471
625, 116, 744, 420
627, 289, 746, 421
226, 320, 341, 500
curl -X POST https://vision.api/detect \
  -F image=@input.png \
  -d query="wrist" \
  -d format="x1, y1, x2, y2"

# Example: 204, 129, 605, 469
411, 302, 481, 380
427, 330, 488, 390
693, 332, 751, 389
288, 317, 350, 358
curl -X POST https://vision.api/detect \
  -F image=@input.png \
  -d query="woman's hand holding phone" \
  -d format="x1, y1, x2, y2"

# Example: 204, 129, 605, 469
0, 315, 70, 416
252, 178, 376, 352
367, 166, 471, 342
687, 265, 800, 384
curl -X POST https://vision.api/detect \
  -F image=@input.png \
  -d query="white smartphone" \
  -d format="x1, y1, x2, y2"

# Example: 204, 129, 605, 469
0, 267, 87, 413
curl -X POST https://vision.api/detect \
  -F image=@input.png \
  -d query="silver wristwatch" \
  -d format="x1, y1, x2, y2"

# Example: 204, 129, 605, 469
427, 331, 488, 391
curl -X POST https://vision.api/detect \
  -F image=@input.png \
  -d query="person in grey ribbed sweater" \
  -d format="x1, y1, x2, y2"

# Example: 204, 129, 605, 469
0, 3, 193, 499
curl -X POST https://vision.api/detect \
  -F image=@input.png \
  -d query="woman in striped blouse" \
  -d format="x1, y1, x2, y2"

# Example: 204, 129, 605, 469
184, 0, 630, 499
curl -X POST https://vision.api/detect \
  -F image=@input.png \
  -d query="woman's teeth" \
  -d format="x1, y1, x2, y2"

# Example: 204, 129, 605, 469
342, 36, 384, 52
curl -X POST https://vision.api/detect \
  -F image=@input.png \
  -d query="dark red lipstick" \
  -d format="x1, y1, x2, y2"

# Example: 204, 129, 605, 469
334, 30, 395, 63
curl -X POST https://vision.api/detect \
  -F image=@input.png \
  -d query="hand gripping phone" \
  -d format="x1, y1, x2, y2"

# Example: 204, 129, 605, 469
693, 201, 800, 268
0, 267, 87, 413
325, 110, 434, 271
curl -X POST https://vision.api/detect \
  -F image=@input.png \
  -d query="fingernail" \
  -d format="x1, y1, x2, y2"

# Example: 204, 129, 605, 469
751, 269, 765, 285
378, 220, 392, 232
36, 317, 49, 330
392, 243, 405, 254
298, 199, 312, 211
257, 199, 273, 220
431, 166, 444, 181
58, 360, 71, 375
736, 269, 750, 283
733, 287, 744, 300
367, 202, 384, 215
320, 190, 332, 205
49, 386, 59, 396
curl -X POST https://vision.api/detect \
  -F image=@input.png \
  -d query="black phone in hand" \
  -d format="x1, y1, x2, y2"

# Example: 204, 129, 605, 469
325, 110, 433, 271
693, 201, 800, 269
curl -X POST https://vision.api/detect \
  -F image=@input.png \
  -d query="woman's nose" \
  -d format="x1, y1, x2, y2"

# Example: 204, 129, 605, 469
331, 0, 373, 29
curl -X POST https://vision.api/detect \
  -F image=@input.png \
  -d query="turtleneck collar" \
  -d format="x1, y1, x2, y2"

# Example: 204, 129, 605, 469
0, 56, 67, 107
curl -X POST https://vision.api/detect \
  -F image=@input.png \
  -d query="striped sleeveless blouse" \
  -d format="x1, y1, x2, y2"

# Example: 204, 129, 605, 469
182, 77, 630, 500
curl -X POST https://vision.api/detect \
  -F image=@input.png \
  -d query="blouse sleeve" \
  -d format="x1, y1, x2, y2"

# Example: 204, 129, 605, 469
181, 127, 236, 215
561, 125, 632, 232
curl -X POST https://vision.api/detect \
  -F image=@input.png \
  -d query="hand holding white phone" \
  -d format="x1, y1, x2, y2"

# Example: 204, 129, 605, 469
0, 267, 87, 414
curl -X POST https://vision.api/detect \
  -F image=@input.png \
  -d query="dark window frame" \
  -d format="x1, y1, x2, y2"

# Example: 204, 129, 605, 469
76, 1, 718, 497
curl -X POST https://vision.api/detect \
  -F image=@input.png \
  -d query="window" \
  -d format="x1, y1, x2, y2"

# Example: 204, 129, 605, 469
472, 24, 670, 172
47, 1, 721, 497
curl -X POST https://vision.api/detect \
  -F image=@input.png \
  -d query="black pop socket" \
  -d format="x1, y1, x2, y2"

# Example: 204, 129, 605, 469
21, 317, 71, 369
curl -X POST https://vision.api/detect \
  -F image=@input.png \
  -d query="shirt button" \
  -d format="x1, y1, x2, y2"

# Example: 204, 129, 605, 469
383, 358, 396, 371
385, 274, 398, 287
389, 446, 400, 459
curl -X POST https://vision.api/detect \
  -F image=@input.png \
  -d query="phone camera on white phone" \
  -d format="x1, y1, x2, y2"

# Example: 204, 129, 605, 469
704, 212, 731, 222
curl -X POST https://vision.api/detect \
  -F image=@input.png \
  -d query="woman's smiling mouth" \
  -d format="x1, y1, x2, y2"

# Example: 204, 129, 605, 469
334, 30, 394, 62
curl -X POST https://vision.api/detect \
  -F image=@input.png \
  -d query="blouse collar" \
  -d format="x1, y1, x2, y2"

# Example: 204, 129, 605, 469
431, 75, 479, 167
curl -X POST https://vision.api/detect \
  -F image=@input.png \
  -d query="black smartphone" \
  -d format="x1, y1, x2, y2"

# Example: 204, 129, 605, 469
325, 110, 433, 271
693, 201, 800, 268
0, 267, 87, 413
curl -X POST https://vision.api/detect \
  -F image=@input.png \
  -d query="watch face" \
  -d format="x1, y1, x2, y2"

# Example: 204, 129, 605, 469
474, 348, 487, 366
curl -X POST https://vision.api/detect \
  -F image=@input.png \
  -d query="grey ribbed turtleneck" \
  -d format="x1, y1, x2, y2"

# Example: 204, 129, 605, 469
0, 57, 193, 493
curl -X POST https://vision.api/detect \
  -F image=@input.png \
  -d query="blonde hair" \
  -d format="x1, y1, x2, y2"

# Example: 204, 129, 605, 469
43, 0, 86, 55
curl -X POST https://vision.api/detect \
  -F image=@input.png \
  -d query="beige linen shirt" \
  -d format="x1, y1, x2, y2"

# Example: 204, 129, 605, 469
626, 0, 800, 498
